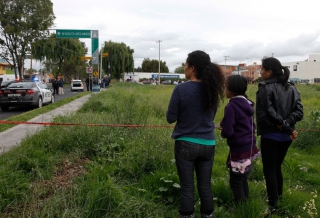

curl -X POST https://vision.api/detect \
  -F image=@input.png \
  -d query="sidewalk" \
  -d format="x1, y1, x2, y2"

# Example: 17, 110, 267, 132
0, 94, 91, 153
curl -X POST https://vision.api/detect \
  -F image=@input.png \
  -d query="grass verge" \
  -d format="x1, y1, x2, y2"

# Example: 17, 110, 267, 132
0, 82, 319, 217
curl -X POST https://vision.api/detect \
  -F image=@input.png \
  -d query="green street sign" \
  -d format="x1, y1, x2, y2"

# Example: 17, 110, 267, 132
56, 29, 91, 38
92, 38, 99, 54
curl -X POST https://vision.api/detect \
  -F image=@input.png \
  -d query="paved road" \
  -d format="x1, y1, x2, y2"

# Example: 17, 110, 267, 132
0, 86, 85, 120
0, 94, 91, 153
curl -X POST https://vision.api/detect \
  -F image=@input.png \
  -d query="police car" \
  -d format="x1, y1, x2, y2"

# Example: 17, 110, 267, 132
0, 81, 54, 111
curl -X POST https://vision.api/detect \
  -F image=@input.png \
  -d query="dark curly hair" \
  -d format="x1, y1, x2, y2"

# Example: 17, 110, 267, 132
186, 50, 225, 111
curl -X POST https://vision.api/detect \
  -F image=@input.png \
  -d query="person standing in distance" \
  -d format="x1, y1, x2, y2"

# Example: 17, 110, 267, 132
166, 50, 225, 218
256, 57, 303, 215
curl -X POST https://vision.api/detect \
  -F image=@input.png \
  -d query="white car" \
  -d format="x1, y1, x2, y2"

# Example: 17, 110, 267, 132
71, 80, 84, 91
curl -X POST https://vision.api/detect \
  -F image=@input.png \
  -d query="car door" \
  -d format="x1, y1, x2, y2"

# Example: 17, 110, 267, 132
37, 82, 50, 103
42, 83, 52, 103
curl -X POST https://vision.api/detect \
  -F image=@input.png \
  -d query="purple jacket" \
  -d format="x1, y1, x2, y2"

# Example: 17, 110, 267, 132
220, 96, 256, 153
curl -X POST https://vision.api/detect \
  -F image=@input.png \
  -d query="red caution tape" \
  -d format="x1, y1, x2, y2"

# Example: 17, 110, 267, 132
0, 120, 174, 128
0, 120, 317, 132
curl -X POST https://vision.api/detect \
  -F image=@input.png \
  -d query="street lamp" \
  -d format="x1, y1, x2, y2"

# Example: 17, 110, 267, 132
224, 56, 229, 76
156, 40, 162, 84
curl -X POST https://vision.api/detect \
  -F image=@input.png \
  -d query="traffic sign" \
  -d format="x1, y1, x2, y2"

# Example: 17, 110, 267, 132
102, 52, 108, 57
86, 67, 92, 73
93, 71, 98, 77
92, 35, 99, 65
56, 29, 91, 38
81, 56, 92, 60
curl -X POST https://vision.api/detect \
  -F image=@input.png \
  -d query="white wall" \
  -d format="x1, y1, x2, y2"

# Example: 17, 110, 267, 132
282, 54, 320, 83
124, 72, 185, 81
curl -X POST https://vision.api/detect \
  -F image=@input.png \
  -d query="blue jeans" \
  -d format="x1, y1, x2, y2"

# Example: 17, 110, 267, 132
261, 138, 291, 207
229, 165, 252, 204
174, 140, 215, 215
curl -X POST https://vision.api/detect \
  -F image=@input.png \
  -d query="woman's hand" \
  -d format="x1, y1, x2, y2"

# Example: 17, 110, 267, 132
290, 130, 298, 140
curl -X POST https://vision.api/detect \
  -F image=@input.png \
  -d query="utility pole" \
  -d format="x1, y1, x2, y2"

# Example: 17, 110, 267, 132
100, 44, 103, 79
156, 40, 162, 85
272, 53, 275, 57
224, 56, 229, 76
122, 53, 125, 82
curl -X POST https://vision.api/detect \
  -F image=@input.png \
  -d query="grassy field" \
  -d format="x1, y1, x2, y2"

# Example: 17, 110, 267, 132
0, 82, 319, 218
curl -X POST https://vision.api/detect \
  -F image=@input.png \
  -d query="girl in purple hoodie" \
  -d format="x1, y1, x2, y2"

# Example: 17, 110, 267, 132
220, 75, 260, 205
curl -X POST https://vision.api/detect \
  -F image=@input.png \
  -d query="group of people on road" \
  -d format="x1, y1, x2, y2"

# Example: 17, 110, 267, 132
51, 78, 64, 95
85, 76, 111, 91
166, 50, 303, 218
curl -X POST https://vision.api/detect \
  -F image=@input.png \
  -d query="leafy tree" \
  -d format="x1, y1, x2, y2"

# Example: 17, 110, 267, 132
0, 0, 55, 79
32, 34, 87, 78
141, 58, 169, 73
25, 68, 37, 73
134, 66, 142, 72
174, 63, 185, 74
61, 58, 87, 82
101, 40, 134, 81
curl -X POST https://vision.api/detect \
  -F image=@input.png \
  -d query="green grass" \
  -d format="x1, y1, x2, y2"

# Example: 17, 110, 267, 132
0, 82, 319, 217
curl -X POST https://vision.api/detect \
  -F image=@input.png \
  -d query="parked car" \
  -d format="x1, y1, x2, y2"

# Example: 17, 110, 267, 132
0, 80, 18, 88
161, 80, 172, 84
142, 80, 152, 84
71, 80, 84, 91
0, 81, 54, 111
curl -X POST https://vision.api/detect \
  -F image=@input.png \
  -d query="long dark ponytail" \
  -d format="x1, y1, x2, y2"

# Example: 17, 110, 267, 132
186, 50, 225, 111
262, 57, 290, 89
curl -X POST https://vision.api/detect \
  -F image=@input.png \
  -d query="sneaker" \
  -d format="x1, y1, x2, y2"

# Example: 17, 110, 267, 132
180, 214, 194, 218
201, 213, 213, 218
263, 207, 276, 217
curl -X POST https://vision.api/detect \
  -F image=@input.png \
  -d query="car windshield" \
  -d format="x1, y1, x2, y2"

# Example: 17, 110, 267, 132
73, 81, 82, 84
8, 82, 33, 88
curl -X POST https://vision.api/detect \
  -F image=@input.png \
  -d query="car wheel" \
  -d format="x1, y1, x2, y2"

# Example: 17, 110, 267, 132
51, 95, 55, 104
0, 105, 9, 111
37, 97, 43, 108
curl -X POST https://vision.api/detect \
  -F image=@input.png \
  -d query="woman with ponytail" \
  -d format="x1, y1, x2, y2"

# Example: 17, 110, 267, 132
166, 50, 225, 218
256, 57, 303, 215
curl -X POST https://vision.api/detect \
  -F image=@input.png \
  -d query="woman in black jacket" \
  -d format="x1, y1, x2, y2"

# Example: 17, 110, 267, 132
256, 57, 303, 215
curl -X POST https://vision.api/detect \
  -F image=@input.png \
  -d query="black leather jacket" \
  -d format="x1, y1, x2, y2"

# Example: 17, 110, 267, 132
256, 76, 303, 136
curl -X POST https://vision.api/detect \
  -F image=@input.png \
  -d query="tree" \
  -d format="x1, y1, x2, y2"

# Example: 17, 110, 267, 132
0, 0, 55, 79
101, 40, 134, 81
134, 66, 142, 72
61, 58, 87, 82
174, 63, 185, 74
32, 34, 87, 78
141, 58, 169, 73
25, 68, 37, 74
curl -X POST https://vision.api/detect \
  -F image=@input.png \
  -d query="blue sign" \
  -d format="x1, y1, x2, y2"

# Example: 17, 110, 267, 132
92, 85, 100, 92
152, 74, 180, 79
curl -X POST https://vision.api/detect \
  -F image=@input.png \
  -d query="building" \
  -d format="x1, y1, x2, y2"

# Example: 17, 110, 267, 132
228, 63, 261, 82
124, 72, 185, 82
0, 59, 14, 75
282, 54, 320, 83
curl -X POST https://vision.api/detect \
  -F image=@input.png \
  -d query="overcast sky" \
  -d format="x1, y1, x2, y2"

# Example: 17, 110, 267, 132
46, 0, 320, 72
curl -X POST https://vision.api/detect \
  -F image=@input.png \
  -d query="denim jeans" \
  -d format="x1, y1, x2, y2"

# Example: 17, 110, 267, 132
261, 138, 291, 207
229, 165, 252, 204
175, 140, 215, 215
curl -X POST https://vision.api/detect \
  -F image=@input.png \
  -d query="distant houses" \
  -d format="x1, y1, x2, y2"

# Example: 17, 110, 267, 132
282, 54, 320, 84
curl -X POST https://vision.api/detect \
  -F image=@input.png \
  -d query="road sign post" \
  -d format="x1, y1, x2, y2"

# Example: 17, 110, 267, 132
56, 29, 100, 93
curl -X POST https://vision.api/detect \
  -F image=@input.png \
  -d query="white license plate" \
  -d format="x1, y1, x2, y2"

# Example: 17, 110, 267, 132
8, 94, 21, 97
